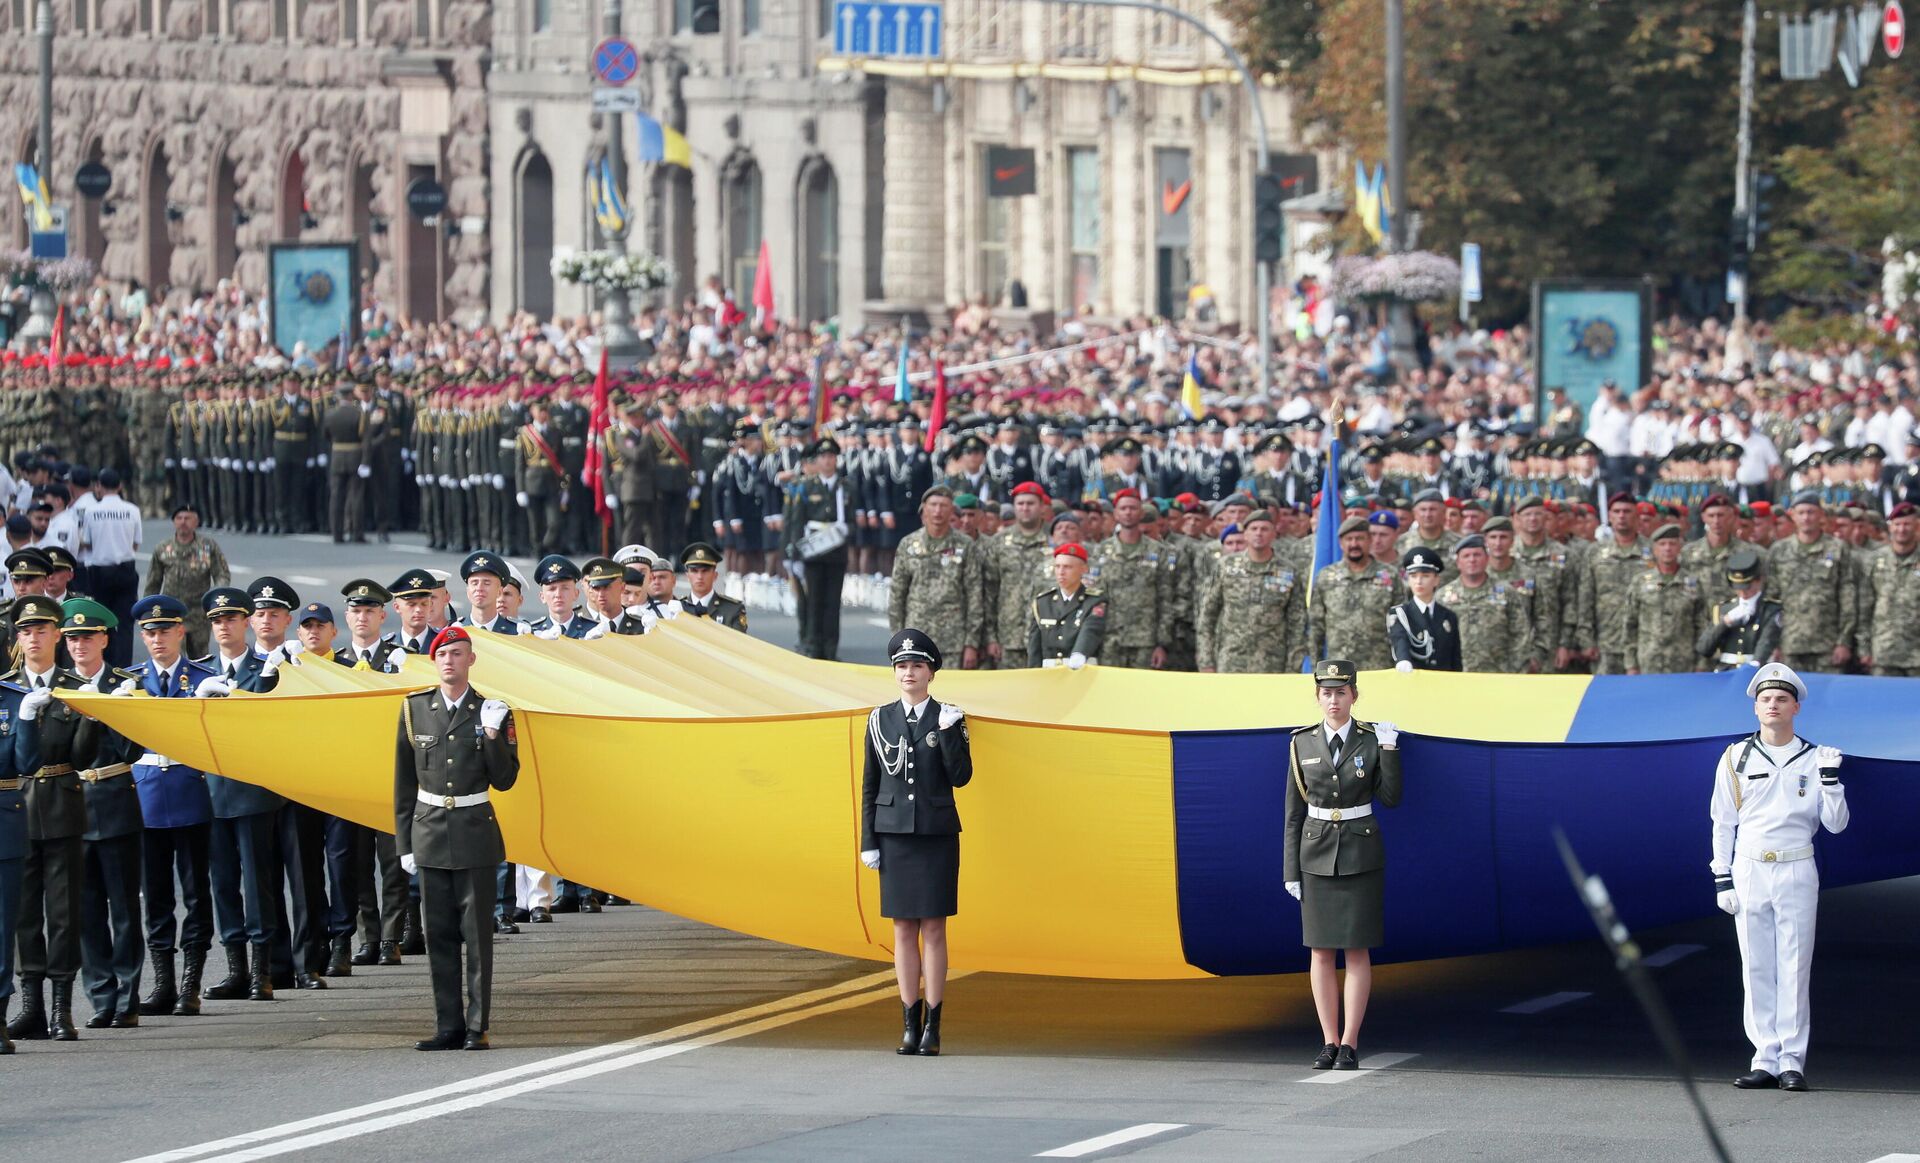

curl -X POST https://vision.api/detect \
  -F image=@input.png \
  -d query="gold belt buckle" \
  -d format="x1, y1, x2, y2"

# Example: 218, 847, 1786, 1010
443, 795, 457, 809
1329, 809, 1343, 822
1763, 850, 1777, 862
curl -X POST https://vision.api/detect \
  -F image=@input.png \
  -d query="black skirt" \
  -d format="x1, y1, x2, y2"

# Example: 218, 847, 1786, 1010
1300, 869, 1385, 950
877, 833, 960, 919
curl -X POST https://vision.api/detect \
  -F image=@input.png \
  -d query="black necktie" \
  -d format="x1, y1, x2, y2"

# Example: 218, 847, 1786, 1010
1329, 732, 1344, 765
226, 664, 238, 682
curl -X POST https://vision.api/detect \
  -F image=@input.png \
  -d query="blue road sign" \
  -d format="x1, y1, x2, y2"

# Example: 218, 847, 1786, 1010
593, 37, 640, 86
832, 1, 943, 57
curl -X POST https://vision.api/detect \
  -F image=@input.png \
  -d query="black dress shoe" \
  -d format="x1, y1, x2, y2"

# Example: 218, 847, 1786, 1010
551, 898, 580, 915
351, 942, 379, 966
1779, 1070, 1808, 1092
295, 973, 329, 990
1334, 1045, 1360, 1071
530, 907, 552, 924
463, 1031, 491, 1050
85, 1012, 115, 1030
605, 896, 630, 907
580, 897, 602, 915
415, 1030, 466, 1051
378, 941, 402, 966
1734, 1069, 1779, 1089
512, 908, 531, 924
1312, 1043, 1339, 1070
494, 918, 519, 935
112, 1012, 140, 1029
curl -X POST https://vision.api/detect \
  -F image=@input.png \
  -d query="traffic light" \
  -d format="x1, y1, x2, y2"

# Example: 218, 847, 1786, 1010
1749, 170, 1777, 243
1252, 171, 1285, 265
691, 0, 719, 33
1728, 210, 1751, 280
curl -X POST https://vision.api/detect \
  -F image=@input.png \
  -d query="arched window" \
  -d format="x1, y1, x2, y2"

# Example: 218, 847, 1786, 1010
211, 149, 239, 280
516, 149, 555, 318
145, 140, 174, 290
724, 160, 761, 303
798, 160, 838, 323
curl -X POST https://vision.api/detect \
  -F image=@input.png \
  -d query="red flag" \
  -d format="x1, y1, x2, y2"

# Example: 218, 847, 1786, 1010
924, 360, 947, 453
751, 239, 775, 333
582, 346, 613, 528
48, 305, 64, 363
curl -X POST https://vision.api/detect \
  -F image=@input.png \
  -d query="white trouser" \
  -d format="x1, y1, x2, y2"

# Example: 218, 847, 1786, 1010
515, 865, 556, 911
1732, 856, 1819, 1073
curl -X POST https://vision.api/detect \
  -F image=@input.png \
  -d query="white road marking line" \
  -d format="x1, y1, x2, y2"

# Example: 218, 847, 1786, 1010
1300, 1051, 1418, 1083
228, 565, 255, 574
1500, 991, 1591, 1015
195, 982, 919, 1162
288, 575, 327, 587
125, 970, 902, 1163
387, 543, 431, 554
1642, 943, 1706, 968
1865, 1156, 1920, 1163
1035, 1123, 1189, 1158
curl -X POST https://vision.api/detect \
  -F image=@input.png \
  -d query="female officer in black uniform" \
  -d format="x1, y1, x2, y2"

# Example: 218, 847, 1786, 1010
1283, 659, 1402, 1071
860, 628, 973, 1056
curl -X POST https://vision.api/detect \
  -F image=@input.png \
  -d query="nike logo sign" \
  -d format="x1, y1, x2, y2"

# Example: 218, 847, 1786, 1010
994, 165, 1027, 182
1162, 179, 1192, 216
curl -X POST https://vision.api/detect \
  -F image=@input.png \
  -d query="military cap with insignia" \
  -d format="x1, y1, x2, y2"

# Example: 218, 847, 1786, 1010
1403, 546, 1444, 574
888, 628, 943, 671
60, 596, 117, 633
428, 624, 474, 656
390, 570, 442, 599
1725, 547, 1764, 585
807, 436, 842, 458
202, 586, 254, 618
248, 576, 299, 610
1313, 658, 1358, 688
1252, 432, 1293, 455
1747, 662, 1807, 702
132, 594, 189, 626
681, 542, 723, 569
342, 578, 393, 606
11, 593, 62, 625
582, 557, 625, 588
40, 545, 77, 574
460, 550, 511, 582
536, 555, 582, 584
6, 547, 51, 578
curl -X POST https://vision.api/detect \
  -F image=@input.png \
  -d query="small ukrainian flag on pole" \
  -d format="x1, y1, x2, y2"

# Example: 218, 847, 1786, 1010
1180, 349, 1205, 421
634, 114, 693, 169
15, 163, 52, 231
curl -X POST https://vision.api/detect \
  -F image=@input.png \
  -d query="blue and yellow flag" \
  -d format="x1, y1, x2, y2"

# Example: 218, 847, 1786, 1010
1304, 432, 1344, 668
14, 163, 51, 231
635, 115, 693, 169
1180, 350, 1205, 420
1352, 162, 1390, 245
592, 156, 628, 235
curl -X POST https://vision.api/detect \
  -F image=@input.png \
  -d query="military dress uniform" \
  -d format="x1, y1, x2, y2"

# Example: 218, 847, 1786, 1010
677, 542, 748, 631
782, 449, 851, 660
0, 652, 36, 1052
1711, 665, 1849, 1090
1027, 583, 1106, 667
859, 637, 975, 922
1696, 549, 1784, 671
1282, 662, 1403, 951
393, 633, 519, 1049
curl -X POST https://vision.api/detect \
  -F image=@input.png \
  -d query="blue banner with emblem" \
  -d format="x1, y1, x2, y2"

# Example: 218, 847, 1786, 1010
269, 241, 359, 360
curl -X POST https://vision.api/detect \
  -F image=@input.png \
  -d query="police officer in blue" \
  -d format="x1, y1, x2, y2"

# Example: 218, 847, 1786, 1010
196, 585, 292, 1005
458, 552, 522, 635
125, 594, 222, 1017
526, 556, 600, 639
7, 594, 93, 1041
57, 598, 146, 1029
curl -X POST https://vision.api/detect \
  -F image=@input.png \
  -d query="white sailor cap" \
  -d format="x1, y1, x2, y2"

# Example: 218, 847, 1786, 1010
1746, 662, 1807, 702
613, 543, 655, 566
426, 568, 452, 584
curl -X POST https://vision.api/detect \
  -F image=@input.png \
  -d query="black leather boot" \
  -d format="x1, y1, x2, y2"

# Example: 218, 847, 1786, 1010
352, 936, 379, 966
248, 943, 275, 1001
139, 950, 177, 1016
378, 940, 402, 966
49, 980, 79, 1040
0, 998, 13, 1053
205, 944, 250, 1000
7, 977, 47, 1040
400, 905, 426, 956
916, 1003, 942, 1056
327, 935, 354, 977
897, 1001, 924, 1055
174, 948, 206, 1016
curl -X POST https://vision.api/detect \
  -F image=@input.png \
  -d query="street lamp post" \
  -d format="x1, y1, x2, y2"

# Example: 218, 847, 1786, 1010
1024, 0, 1274, 397
19, 0, 58, 344
597, 0, 645, 363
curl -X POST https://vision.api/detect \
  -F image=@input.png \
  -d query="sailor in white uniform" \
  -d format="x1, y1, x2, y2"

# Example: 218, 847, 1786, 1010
1710, 662, 1849, 1092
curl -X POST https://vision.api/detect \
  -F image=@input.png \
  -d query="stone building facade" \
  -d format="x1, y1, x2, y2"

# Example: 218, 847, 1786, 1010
0, 0, 489, 320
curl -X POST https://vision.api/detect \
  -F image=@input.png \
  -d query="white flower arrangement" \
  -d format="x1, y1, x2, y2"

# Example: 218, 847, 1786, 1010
1326, 251, 1462, 303
550, 249, 674, 292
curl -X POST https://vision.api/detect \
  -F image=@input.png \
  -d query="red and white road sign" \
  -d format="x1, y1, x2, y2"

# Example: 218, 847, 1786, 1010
1887, 0, 1906, 59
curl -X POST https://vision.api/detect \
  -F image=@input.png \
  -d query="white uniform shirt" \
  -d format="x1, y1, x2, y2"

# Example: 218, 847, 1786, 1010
80, 495, 143, 566
1709, 734, 1850, 878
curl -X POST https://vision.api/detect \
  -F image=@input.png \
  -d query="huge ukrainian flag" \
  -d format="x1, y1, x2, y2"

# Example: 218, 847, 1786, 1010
70, 621, 1920, 979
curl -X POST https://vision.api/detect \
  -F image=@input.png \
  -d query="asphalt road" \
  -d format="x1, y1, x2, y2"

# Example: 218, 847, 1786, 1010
35, 523, 1914, 1161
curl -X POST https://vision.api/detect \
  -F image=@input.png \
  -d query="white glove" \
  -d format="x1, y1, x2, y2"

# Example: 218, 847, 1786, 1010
165, 457, 176, 469
259, 652, 281, 679
282, 640, 306, 659
583, 622, 609, 640
415, 474, 428, 487
438, 474, 453, 488
938, 703, 964, 730
193, 676, 232, 698
1067, 652, 1086, 671
860, 849, 881, 870
787, 560, 806, 582
246, 461, 258, 472
1816, 745, 1842, 783
491, 474, 506, 490
480, 698, 509, 731
263, 458, 275, 472
516, 491, 531, 508
357, 463, 371, 479
688, 485, 701, 503
460, 477, 473, 490
317, 454, 328, 468
1395, 659, 1413, 673
183, 458, 198, 469
113, 678, 138, 696
305, 457, 316, 469
1375, 721, 1399, 748
1722, 596, 1756, 628
19, 687, 52, 720
1716, 888, 1739, 915
832, 520, 849, 538
535, 622, 563, 640
605, 494, 619, 510
400, 853, 417, 876
1286, 881, 1302, 901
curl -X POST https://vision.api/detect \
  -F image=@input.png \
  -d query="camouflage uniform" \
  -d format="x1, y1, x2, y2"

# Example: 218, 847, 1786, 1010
1198, 548, 1305, 673
1487, 558, 1553, 671
1623, 568, 1709, 673
1679, 536, 1756, 609
1857, 545, 1920, 676
1158, 533, 1204, 671
982, 525, 1054, 670
887, 528, 983, 663
1088, 535, 1165, 668
142, 533, 232, 659
1766, 535, 1855, 674
1308, 556, 1406, 672
1439, 576, 1534, 673
1578, 537, 1649, 674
